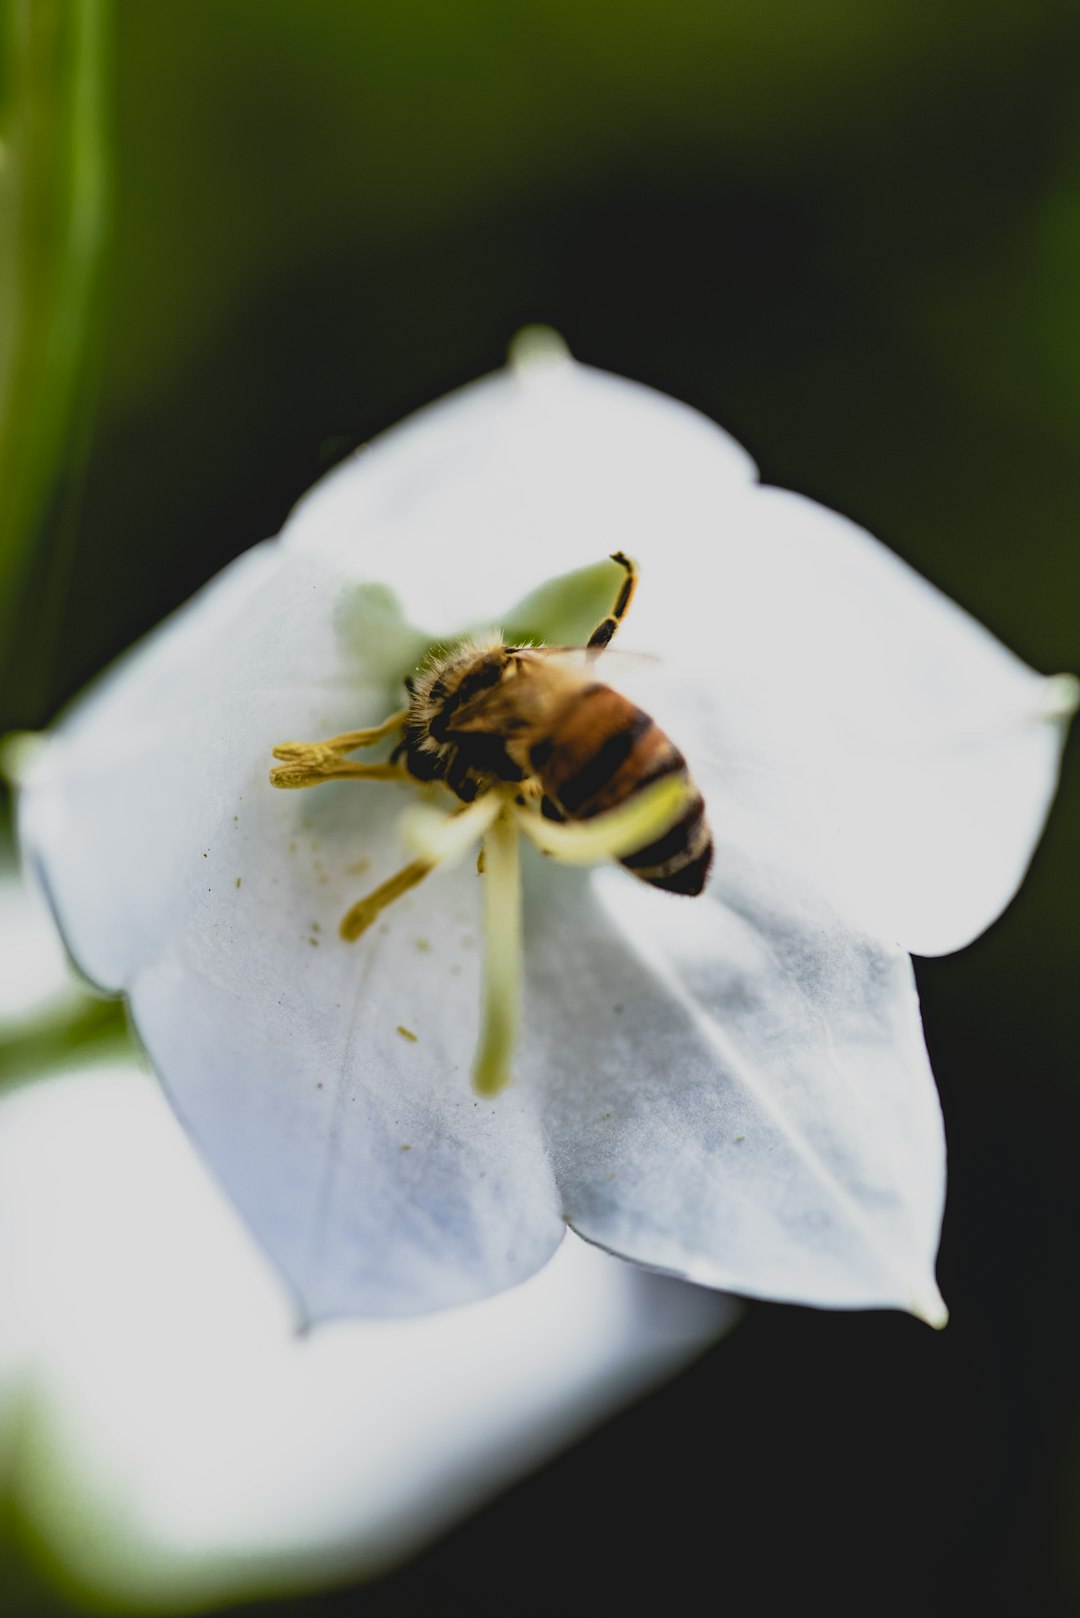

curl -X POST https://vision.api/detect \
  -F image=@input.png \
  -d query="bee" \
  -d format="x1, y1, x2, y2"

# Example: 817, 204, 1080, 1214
391, 553, 713, 895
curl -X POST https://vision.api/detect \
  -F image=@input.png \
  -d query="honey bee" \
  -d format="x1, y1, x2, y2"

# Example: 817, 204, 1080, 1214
391, 553, 713, 895
271, 553, 711, 1088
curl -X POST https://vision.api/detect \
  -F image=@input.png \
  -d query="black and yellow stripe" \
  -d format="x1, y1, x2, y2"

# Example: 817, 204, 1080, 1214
537, 684, 713, 895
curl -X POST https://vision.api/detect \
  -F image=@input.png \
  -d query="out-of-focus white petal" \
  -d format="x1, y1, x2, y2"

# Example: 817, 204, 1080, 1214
0, 1068, 733, 1607
525, 847, 946, 1324
0, 860, 81, 1034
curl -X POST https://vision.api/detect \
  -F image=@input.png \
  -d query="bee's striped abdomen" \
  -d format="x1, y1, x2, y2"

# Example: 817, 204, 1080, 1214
534, 684, 713, 896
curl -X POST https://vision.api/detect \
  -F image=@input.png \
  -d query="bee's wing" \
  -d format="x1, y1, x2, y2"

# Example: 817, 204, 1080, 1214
442, 664, 558, 737
449, 649, 659, 736
447, 650, 598, 737
517, 647, 661, 674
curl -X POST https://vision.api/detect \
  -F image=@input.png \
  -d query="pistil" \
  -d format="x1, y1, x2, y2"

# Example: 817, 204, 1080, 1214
400, 794, 503, 866
473, 804, 523, 1097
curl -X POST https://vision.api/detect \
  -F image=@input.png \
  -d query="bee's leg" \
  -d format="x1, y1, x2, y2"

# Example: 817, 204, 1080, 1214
270, 709, 409, 788
586, 551, 638, 659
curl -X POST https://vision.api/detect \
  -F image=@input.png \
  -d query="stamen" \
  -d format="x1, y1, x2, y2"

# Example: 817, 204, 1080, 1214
473, 805, 523, 1097
399, 793, 502, 866
340, 860, 433, 941
515, 775, 691, 865
339, 794, 504, 943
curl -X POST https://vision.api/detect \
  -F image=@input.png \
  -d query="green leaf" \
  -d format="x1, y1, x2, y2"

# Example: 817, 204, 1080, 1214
0, 0, 111, 700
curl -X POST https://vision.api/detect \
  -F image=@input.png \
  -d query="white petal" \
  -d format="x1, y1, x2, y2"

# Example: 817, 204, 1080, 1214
129, 942, 563, 1319
21, 548, 566, 1316
282, 352, 1069, 952
23, 541, 290, 988
278, 350, 757, 634
669, 487, 1072, 954
0, 1067, 733, 1606
522, 848, 946, 1323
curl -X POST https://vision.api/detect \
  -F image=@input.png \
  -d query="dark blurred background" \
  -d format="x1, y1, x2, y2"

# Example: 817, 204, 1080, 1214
2, 1, 1079, 1613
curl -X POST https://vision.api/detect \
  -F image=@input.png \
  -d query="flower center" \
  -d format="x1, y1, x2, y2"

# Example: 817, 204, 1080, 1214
270, 719, 689, 1094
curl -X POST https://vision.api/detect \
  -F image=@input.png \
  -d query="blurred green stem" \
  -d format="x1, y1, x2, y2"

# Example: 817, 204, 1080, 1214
0, 994, 132, 1091
0, 0, 110, 688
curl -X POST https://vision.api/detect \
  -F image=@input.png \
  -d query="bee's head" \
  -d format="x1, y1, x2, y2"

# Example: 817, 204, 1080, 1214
404, 632, 509, 739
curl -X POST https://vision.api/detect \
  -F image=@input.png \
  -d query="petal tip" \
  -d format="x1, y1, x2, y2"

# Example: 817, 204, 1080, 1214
0, 729, 47, 788
909, 1280, 949, 1331
1041, 672, 1080, 723
507, 324, 572, 375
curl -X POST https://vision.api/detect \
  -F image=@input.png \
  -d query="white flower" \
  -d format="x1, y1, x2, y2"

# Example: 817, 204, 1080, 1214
0, 1062, 731, 1607
19, 334, 1076, 1326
